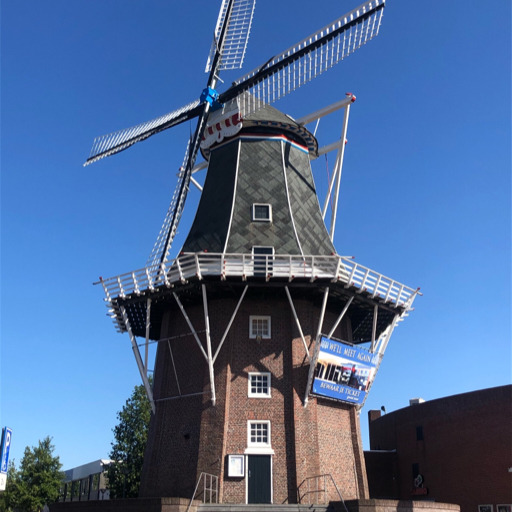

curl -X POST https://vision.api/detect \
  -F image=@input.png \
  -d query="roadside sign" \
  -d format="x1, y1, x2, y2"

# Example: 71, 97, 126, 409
0, 427, 13, 490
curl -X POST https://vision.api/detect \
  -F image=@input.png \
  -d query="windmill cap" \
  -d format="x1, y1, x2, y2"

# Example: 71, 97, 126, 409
200, 98, 318, 160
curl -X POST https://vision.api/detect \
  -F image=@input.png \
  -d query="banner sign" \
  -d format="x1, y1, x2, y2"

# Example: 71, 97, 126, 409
0, 427, 12, 491
0, 428, 12, 473
312, 336, 378, 405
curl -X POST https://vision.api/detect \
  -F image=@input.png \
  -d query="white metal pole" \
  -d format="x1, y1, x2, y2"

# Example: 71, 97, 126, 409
326, 295, 354, 339
167, 340, 182, 396
371, 304, 378, 353
144, 298, 152, 372
296, 94, 354, 126
322, 152, 340, 221
202, 284, 216, 406
285, 286, 310, 361
120, 306, 155, 414
173, 292, 208, 360
190, 175, 203, 192
304, 287, 330, 406
213, 285, 248, 363
329, 102, 351, 240
377, 313, 400, 358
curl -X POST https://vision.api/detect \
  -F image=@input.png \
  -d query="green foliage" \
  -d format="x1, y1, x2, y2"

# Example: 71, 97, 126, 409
1, 437, 63, 512
107, 382, 152, 499
0, 461, 17, 512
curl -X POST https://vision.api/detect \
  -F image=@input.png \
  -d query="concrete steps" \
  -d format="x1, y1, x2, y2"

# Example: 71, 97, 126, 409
198, 505, 334, 512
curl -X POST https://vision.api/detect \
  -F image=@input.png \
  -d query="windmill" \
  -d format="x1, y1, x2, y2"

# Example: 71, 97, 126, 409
88, 0, 420, 505
87, 0, 385, 268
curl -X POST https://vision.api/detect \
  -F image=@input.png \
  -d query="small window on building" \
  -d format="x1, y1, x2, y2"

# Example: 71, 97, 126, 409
252, 203, 272, 222
249, 315, 271, 339
412, 463, 420, 478
248, 421, 271, 447
416, 425, 424, 441
248, 372, 271, 397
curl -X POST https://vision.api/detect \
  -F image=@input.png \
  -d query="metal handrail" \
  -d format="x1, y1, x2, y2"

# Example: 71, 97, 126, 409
186, 472, 218, 512
297, 473, 348, 512
97, 252, 417, 309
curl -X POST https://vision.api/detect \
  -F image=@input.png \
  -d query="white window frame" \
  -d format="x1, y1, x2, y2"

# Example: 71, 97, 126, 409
227, 454, 245, 477
248, 372, 271, 398
252, 203, 272, 222
245, 421, 274, 456
247, 420, 271, 448
249, 315, 271, 339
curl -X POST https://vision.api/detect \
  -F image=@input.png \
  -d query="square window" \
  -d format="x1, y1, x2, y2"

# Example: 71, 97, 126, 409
248, 421, 271, 447
248, 372, 271, 398
252, 203, 272, 222
249, 316, 271, 339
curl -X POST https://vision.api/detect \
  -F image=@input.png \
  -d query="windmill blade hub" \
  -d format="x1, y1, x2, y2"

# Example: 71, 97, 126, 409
200, 86, 221, 108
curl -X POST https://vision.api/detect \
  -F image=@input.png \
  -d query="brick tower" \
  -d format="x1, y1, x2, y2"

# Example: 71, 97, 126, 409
139, 103, 368, 503
97, 101, 418, 504
88, 0, 419, 506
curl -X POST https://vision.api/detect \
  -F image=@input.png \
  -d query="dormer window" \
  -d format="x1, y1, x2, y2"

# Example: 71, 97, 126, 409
252, 203, 272, 222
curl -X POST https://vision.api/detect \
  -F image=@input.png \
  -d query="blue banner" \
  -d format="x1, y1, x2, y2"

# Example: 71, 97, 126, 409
0, 427, 12, 474
311, 336, 378, 405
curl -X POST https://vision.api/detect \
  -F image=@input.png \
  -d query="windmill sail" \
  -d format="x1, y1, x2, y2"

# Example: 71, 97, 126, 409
84, 0, 383, 168
147, 0, 241, 267
145, 140, 193, 269
205, 0, 256, 72
84, 100, 202, 166
221, 0, 385, 115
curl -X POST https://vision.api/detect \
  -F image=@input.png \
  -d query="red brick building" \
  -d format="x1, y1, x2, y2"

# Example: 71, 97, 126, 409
139, 291, 370, 504
365, 385, 512, 512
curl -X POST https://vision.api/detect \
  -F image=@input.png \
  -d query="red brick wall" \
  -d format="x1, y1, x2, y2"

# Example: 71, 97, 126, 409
140, 285, 370, 504
367, 385, 512, 512
140, 306, 207, 498
364, 450, 399, 498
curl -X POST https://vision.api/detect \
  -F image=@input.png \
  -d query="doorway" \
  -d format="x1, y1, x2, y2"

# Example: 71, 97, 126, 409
252, 246, 274, 277
247, 455, 272, 503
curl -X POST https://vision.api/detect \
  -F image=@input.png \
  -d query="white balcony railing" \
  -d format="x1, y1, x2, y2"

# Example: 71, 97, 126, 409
98, 252, 417, 309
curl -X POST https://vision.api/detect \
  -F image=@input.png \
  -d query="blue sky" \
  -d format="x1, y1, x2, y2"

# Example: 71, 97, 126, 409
1, 1, 510, 471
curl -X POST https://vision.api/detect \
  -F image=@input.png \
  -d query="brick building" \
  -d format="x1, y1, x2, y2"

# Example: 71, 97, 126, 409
365, 385, 512, 512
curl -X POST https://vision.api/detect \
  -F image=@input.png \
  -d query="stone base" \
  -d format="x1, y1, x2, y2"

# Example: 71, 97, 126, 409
49, 497, 199, 512
341, 499, 460, 512
49, 498, 460, 512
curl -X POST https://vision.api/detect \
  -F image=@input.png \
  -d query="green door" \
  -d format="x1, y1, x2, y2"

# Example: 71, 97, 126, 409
247, 455, 271, 503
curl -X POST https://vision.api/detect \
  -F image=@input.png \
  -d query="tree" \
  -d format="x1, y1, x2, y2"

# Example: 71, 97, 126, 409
0, 461, 18, 512
107, 382, 152, 499
1, 437, 63, 512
